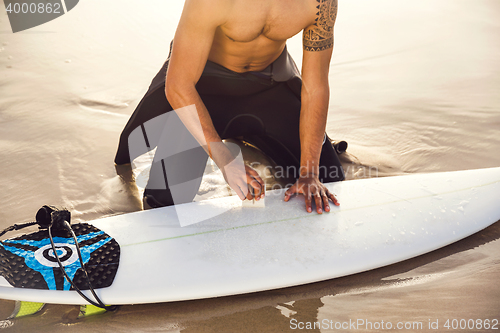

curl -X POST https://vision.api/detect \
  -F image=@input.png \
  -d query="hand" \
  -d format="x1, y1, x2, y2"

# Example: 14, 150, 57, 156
210, 141, 265, 201
284, 174, 339, 214
222, 161, 265, 201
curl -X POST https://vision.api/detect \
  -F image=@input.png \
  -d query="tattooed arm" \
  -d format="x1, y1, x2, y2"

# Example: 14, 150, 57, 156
284, 0, 339, 213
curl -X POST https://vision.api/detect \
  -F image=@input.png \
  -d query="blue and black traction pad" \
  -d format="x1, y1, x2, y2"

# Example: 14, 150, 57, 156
0, 223, 120, 291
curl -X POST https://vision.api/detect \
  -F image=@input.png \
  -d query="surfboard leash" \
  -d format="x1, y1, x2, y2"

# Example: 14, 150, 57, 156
0, 221, 38, 237
0, 205, 117, 312
40, 206, 117, 311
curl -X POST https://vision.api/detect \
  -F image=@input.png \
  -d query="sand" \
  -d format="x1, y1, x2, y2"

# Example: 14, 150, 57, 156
0, 0, 499, 331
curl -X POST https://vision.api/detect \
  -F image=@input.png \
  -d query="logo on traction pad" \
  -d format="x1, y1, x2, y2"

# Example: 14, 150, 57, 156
4, 0, 79, 33
0, 223, 120, 291
34, 243, 79, 268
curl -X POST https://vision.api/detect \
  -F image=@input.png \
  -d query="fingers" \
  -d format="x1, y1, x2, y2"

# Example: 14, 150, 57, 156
284, 181, 340, 213
321, 189, 330, 212
325, 188, 340, 206
245, 185, 254, 201
305, 192, 313, 213
247, 168, 265, 190
284, 184, 298, 202
313, 192, 323, 214
226, 173, 250, 201
309, 185, 326, 214
248, 179, 263, 200
234, 184, 247, 201
246, 167, 265, 200
229, 179, 247, 200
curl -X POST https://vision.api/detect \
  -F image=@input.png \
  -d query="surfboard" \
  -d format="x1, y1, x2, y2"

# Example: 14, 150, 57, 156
0, 167, 499, 306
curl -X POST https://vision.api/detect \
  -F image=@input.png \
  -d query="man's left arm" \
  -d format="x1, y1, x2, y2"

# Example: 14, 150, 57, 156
284, 0, 339, 214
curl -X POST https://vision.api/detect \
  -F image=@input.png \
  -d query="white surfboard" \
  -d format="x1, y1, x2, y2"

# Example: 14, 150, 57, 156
0, 168, 499, 305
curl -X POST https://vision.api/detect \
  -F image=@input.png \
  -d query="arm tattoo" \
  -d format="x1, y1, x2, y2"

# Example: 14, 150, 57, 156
303, 0, 338, 51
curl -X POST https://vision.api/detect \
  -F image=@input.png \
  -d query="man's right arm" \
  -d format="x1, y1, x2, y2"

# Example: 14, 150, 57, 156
165, 0, 226, 154
165, 0, 264, 200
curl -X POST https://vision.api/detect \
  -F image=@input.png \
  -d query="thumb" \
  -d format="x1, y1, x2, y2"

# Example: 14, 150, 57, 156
237, 182, 249, 201
284, 186, 296, 202
228, 179, 248, 201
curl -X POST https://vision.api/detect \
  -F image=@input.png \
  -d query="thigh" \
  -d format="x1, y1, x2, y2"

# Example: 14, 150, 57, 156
217, 82, 344, 183
115, 60, 173, 164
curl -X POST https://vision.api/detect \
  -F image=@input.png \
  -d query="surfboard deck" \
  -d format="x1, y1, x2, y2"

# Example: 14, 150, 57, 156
1, 168, 499, 305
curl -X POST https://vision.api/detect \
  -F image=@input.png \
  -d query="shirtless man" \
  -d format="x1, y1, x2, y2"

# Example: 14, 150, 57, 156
115, 0, 344, 214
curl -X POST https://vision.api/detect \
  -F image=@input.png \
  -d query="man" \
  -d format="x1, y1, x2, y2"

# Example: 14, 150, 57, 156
114, 0, 344, 214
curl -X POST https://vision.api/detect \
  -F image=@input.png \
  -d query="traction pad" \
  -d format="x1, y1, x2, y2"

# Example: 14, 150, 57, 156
0, 223, 120, 290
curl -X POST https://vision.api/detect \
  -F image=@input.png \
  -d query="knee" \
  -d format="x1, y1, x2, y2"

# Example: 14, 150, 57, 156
320, 165, 345, 183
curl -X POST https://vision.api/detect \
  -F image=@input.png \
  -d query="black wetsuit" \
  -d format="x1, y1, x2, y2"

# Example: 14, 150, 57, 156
115, 45, 345, 207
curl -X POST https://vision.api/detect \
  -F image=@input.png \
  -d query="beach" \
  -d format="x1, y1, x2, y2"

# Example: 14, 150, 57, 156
0, 0, 499, 331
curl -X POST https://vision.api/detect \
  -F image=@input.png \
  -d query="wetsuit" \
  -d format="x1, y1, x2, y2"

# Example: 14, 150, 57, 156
114, 45, 345, 207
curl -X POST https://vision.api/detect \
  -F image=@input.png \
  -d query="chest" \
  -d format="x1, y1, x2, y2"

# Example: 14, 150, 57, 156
220, 0, 315, 42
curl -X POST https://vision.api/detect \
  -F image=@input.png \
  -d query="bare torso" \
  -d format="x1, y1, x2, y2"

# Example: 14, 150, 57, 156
208, 0, 317, 72
163, 0, 340, 213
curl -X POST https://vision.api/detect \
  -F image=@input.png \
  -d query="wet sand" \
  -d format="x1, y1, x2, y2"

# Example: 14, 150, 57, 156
0, 0, 499, 331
